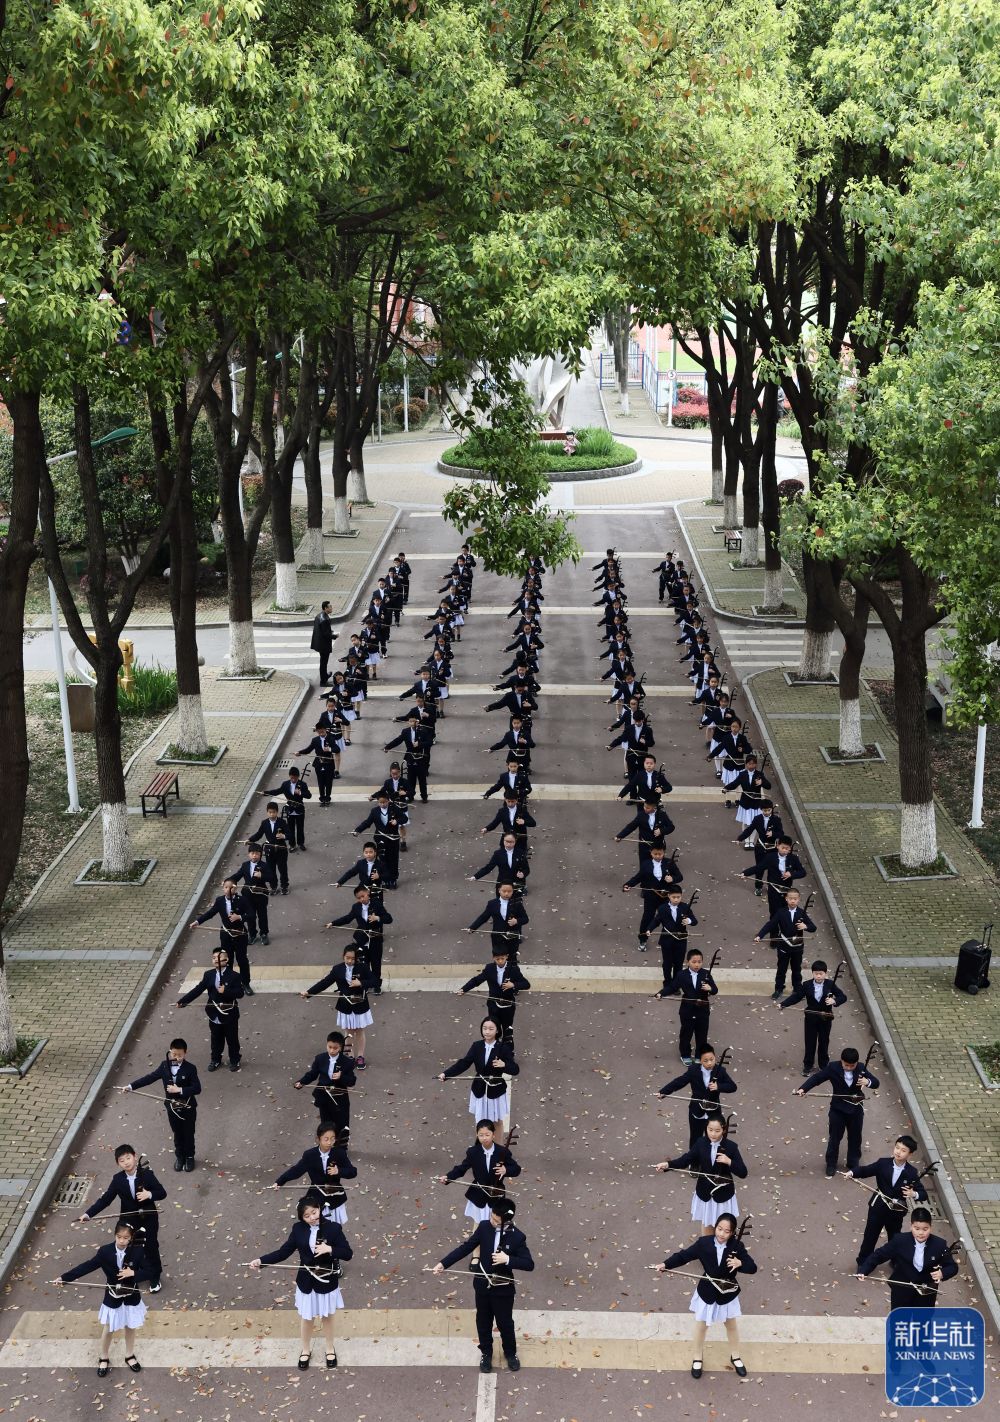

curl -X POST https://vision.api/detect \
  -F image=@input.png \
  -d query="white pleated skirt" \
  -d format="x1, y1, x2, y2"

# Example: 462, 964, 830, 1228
351, 692, 365, 705
735, 806, 756, 825
721, 767, 739, 788
451, 613, 466, 627
295, 1287, 344, 1320
690, 1291, 742, 1324
468, 1091, 508, 1121
366, 652, 381, 666
322, 1203, 348, 1225
337, 1010, 373, 1030
691, 1191, 739, 1226
340, 708, 357, 722
98, 1300, 147, 1332
465, 1201, 492, 1223
436, 684, 450, 699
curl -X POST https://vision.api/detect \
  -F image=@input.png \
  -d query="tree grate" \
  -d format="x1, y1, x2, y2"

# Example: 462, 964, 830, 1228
53, 1174, 95, 1208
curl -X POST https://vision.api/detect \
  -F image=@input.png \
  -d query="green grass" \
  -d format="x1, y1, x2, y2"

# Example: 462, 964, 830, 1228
0, 1036, 42, 1071
974, 1043, 1000, 1081
574, 426, 615, 457
441, 441, 637, 473
119, 662, 177, 717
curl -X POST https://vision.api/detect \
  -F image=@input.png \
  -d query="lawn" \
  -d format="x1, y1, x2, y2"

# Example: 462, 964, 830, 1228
440, 441, 638, 473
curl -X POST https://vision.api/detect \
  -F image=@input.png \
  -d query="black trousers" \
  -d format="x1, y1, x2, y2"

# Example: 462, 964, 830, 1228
857, 1202, 906, 1267
286, 809, 306, 848
826, 1106, 863, 1172
659, 933, 687, 986
486, 995, 517, 1041
491, 930, 521, 958
774, 944, 803, 994
678, 1002, 709, 1059
687, 1111, 714, 1149
314, 761, 336, 802
269, 848, 289, 891
889, 1283, 937, 1311
231, 936, 252, 988
803, 1013, 833, 1069
406, 755, 429, 801
658, 573, 668, 602
134, 1215, 162, 1283
312, 1087, 350, 1134
166, 1102, 196, 1159
474, 1280, 517, 1359
358, 930, 383, 988
637, 899, 660, 939
242, 892, 269, 937
209, 1014, 241, 1065
376, 835, 400, 882
318, 651, 331, 685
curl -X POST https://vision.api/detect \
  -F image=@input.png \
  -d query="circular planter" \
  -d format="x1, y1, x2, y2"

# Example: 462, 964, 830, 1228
437, 457, 643, 483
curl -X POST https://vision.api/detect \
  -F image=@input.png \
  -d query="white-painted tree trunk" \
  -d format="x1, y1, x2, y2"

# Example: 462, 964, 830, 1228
120, 553, 141, 575
101, 800, 133, 876
331, 495, 351, 534
723, 493, 738, 530
738, 525, 760, 566
619, 390, 630, 416
798, 627, 833, 680
225, 619, 259, 676
210, 519, 224, 544
838, 697, 865, 756
176, 693, 210, 756
0, 969, 15, 1058
763, 566, 784, 611
347, 468, 369, 503
711, 463, 724, 503
274, 561, 299, 611
900, 801, 939, 868
300, 526, 324, 568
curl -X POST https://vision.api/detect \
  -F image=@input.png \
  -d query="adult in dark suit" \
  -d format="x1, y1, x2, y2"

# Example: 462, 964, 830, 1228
79, 1144, 167, 1289
249, 1196, 354, 1368
177, 947, 245, 1072
433, 1199, 534, 1372
310, 601, 337, 686
122, 1038, 201, 1171
858, 1208, 958, 1311
843, 1134, 928, 1268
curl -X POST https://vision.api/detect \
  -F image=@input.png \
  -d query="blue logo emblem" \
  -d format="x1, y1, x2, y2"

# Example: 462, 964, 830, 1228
886, 1307, 985, 1406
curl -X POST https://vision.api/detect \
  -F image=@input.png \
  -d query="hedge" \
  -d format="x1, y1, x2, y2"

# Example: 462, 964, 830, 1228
440, 441, 638, 473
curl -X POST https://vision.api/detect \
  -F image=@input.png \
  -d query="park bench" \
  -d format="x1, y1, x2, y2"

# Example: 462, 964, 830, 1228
140, 770, 180, 818
722, 529, 742, 554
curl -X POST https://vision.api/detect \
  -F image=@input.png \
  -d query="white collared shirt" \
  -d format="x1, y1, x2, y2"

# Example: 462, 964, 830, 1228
913, 1240, 926, 1271
327, 1053, 340, 1080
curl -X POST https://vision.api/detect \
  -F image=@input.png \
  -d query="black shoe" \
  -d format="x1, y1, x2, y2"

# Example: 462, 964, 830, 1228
506, 1355, 521, 1372
244, 985, 255, 996
248, 934, 259, 946
174, 1154, 184, 1172
825, 1168, 835, 1179
802, 1063, 812, 1074
479, 1357, 493, 1374
326, 1352, 338, 1368
207, 1060, 222, 1072
261, 933, 270, 945
281, 886, 288, 895
148, 1281, 162, 1294
690, 1359, 703, 1379
298, 1354, 311, 1371
184, 1157, 195, 1172
731, 1355, 748, 1378
229, 1060, 242, 1072
97, 1358, 110, 1377
771, 990, 783, 1000
125, 1354, 142, 1373
373, 986, 383, 996
400, 843, 408, 852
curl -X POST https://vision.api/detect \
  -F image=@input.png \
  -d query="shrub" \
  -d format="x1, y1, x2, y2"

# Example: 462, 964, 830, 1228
573, 426, 615, 457
777, 479, 805, 501
119, 662, 178, 717
672, 385, 710, 428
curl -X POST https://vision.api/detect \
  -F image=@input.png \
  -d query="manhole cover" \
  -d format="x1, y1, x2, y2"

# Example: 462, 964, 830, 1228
53, 1174, 95, 1208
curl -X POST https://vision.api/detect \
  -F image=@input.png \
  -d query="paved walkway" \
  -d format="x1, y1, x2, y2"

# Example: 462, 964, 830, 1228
676, 500, 807, 621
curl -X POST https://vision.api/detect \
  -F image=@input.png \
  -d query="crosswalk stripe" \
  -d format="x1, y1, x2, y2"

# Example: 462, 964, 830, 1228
306, 783, 722, 803
0, 1308, 881, 1374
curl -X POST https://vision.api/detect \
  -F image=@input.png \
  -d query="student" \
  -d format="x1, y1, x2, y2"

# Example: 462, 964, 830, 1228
457, 946, 530, 1047
259, 765, 312, 850
249, 1197, 353, 1369
857, 1207, 958, 1311
779, 960, 848, 1072
794, 1047, 880, 1178
273, 1123, 357, 1225
742, 835, 805, 914
247, 802, 290, 894
432, 1198, 533, 1373
176, 946, 245, 1073
190, 880, 254, 988
656, 948, 718, 1064
658, 1213, 756, 1379
653, 888, 699, 983
54, 1219, 150, 1376
383, 713, 433, 802
467, 882, 528, 958
470, 832, 530, 898
657, 1115, 747, 1233
227, 843, 276, 946
353, 794, 401, 888
658, 1044, 737, 1149
323, 885, 392, 996
438, 1018, 518, 1127
843, 1134, 928, 1268
614, 797, 675, 864
483, 756, 533, 805
481, 794, 536, 851
78, 1145, 166, 1292
293, 1032, 357, 1138
335, 841, 387, 902
439, 1119, 522, 1225
622, 844, 683, 950
301, 946, 375, 1069
296, 723, 340, 803
754, 886, 817, 998
121, 1039, 201, 1172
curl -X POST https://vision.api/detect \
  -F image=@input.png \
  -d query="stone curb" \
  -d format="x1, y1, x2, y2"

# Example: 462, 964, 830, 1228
435, 458, 644, 483
254, 505, 401, 628
674, 498, 806, 628
741, 671, 1000, 1332
0, 672, 311, 1290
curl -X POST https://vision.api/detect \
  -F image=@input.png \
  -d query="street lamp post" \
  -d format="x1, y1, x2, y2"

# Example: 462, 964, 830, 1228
43, 426, 138, 814
968, 722, 987, 830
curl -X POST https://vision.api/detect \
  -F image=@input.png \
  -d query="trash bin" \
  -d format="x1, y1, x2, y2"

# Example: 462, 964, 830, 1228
67, 681, 95, 733
955, 926, 993, 995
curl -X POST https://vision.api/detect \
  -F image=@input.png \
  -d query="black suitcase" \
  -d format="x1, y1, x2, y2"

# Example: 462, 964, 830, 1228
955, 924, 993, 995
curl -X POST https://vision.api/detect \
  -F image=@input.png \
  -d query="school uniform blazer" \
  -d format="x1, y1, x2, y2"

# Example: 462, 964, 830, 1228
460, 961, 531, 997
615, 809, 675, 845
483, 805, 536, 836
619, 768, 673, 801
468, 900, 528, 935
601, 657, 635, 682
446, 1142, 522, 1206
60, 1240, 149, 1308
228, 859, 277, 893
668, 1137, 747, 1202
329, 902, 392, 931
663, 968, 718, 1004
305, 960, 374, 1003
663, 1235, 756, 1305
178, 967, 245, 1019
746, 850, 806, 885
297, 735, 339, 764
484, 772, 533, 801
732, 770, 772, 806
268, 777, 312, 804
852, 1157, 928, 1208
654, 901, 699, 933
129, 1057, 201, 1103
488, 730, 535, 755
83, 1166, 167, 1219
484, 691, 537, 716
609, 677, 645, 704
194, 894, 243, 927
623, 863, 684, 896
780, 979, 847, 1013
609, 723, 655, 752
248, 818, 290, 849
441, 1220, 534, 1288
354, 807, 402, 838
298, 1051, 357, 1090
472, 848, 530, 884
276, 1144, 357, 1206
736, 812, 784, 847
260, 1219, 353, 1294
376, 777, 410, 806
442, 1040, 519, 1097
859, 1232, 958, 1287
799, 1062, 879, 1116
659, 1061, 736, 1112
757, 906, 817, 940
336, 857, 386, 890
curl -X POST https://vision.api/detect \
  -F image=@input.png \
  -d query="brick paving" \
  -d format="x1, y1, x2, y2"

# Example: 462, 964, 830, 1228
676, 501, 807, 619
0, 671, 308, 1262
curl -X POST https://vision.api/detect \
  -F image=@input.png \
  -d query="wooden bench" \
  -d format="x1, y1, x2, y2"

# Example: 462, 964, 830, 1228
722, 528, 742, 553
141, 770, 180, 818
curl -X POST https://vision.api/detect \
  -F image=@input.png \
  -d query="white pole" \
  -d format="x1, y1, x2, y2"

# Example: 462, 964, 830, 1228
403, 368, 410, 432
377, 385, 382, 443
968, 721, 987, 829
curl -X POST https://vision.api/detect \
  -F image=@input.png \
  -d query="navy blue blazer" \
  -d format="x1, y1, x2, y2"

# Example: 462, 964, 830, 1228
663, 1234, 756, 1305
60, 1239, 149, 1307
260, 1219, 353, 1294
440, 1219, 533, 1288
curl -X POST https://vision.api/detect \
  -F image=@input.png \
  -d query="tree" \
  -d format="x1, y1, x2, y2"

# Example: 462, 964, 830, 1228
603, 306, 632, 417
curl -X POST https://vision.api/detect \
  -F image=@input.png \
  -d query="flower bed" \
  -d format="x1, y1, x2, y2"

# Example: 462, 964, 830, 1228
440, 440, 638, 474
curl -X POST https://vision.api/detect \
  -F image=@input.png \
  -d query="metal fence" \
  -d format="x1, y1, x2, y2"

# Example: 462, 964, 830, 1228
597, 348, 708, 416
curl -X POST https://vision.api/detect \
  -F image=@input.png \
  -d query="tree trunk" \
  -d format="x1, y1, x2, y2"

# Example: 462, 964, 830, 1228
739, 524, 760, 566
763, 566, 784, 611
722, 424, 740, 530
709, 422, 724, 504
275, 561, 299, 610
0, 386, 45, 1056
759, 386, 782, 603
270, 464, 298, 611
894, 615, 938, 867
837, 590, 871, 756
331, 443, 352, 533
798, 554, 836, 680
170, 460, 208, 756
302, 417, 325, 567
347, 434, 369, 503
94, 654, 133, 875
